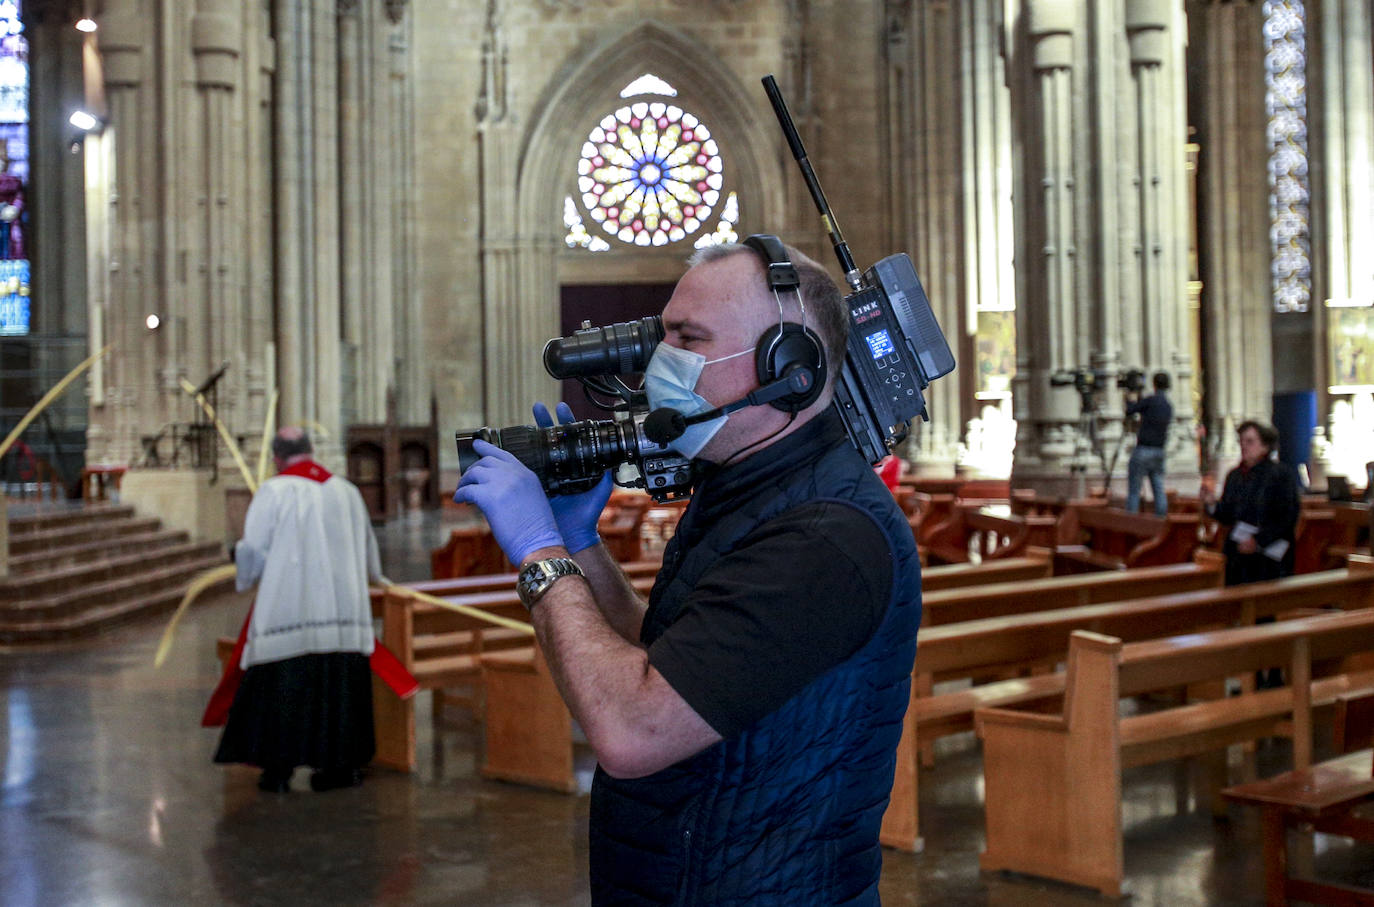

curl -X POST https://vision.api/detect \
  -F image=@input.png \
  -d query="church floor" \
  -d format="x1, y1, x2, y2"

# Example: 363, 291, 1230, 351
2, 508, 1372, 905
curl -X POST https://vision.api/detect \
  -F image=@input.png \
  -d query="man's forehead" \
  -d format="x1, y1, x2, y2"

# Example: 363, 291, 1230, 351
663, 254, 771, 330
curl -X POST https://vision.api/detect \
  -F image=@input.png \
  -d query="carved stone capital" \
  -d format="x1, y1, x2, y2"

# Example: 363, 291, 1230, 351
384, 0, 408, 24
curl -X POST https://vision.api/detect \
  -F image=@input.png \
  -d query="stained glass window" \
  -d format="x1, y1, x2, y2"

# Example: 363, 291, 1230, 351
565, 76, 738, 251
1263, 0, 1310, 314
0, 0, 26, 336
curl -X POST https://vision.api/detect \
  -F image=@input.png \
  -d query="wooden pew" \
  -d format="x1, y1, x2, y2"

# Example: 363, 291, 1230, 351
1325, 502, 1374, 568
1222, 749, 1374, 907
919, 552, 1224, 627
922, 504, 1058, 564
370, 573, 657, 776
1055, 506, 1200, 573
919, 552, 1052, 591
975, 607, 1374, 896
429, 525, 510, 579
1223, 689, 1374, 907
878, 558, 1374, 853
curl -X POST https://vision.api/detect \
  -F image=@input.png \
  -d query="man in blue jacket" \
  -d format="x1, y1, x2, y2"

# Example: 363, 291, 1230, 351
456, 238, 923, 905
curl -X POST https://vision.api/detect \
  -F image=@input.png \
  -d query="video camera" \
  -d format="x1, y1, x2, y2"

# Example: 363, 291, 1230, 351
1049, 366, 1146, 396
455, 76, 956, 502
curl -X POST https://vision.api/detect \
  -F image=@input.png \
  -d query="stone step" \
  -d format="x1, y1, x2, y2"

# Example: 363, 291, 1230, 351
8, 516, 167, 556
6, 528, 196, 576
6, 503, 137, 536
0, 558, 235, 643
0, 539, 225, 602
0, 554, 232, 633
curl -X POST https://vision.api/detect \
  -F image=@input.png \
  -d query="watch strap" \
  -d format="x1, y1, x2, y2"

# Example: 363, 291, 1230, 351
516, 557, 584, 610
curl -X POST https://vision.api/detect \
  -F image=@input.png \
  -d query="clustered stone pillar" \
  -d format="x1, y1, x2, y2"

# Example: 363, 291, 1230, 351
1187, 0, 1272, 467
1005, 0, 1193, 498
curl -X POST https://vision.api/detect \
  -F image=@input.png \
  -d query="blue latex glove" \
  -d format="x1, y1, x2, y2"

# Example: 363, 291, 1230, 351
453, 439, 565, 565
534, 401, 614, 554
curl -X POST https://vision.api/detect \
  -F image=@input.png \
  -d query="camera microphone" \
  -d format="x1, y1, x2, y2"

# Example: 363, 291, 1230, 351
641, 367, 816, 445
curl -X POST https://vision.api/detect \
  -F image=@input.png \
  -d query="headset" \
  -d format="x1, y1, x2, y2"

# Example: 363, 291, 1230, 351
742, 233, 827, 414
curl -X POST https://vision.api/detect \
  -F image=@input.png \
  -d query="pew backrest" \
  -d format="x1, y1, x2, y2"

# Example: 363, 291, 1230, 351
919, 553, 1225, 626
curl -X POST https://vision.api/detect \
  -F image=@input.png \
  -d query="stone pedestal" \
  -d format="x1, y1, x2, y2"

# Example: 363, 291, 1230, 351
120, 469, 228, 544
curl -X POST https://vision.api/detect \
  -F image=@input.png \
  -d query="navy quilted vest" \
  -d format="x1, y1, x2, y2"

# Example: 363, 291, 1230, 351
587, 411, 922, 906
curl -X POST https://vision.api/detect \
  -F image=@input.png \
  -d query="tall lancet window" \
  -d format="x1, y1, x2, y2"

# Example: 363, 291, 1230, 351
0, 0, 27, 337
1263, 0, 1311, 314
564, 74, 738, 252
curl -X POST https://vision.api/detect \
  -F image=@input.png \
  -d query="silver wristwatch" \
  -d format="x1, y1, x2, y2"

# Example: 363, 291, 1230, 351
516, 557, 585, 610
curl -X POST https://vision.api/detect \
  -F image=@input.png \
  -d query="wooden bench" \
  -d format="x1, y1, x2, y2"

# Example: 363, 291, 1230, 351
1223, 688, 1374, 907
429, 525, 510, 579
975, 607, 1374, 896
919, 552, 1224, 627
921, 504, 1058, 564
919, 552, 1052, 591
371, 574, 657, 777
878, 558, 1374, 852
1055, 506, 1200, 573
1223, 749, 1374, 907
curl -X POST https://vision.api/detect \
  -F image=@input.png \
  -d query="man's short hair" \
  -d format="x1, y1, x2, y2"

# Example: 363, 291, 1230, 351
1152, 371, 1171, 391
686, 241, 847, 388
1237, 419, 1279, 450
272, 429, 313, 461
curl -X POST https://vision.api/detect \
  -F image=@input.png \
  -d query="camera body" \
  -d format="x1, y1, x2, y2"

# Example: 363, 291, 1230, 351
1049, 366, 1147, 396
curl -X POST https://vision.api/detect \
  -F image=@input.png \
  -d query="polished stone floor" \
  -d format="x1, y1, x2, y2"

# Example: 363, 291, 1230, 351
2, 507, 1372, 905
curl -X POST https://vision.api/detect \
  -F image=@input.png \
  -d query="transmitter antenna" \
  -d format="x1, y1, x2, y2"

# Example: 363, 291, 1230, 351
761, 74, 862, 292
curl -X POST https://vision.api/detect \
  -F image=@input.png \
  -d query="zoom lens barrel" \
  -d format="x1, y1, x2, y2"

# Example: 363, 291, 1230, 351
456, 419, 636, 496
542, 316, 664, 379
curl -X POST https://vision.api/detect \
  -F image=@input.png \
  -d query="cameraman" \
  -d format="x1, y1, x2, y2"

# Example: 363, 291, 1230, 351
1124, 371, 1174, 516
454, 240, 921, 905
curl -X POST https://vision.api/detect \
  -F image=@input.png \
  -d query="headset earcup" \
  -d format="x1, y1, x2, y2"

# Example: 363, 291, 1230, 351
755, 323, 826, 412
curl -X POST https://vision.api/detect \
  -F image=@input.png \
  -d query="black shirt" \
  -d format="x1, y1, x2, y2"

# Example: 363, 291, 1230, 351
1126, 393, 1173, 448
647, 429, 895, 739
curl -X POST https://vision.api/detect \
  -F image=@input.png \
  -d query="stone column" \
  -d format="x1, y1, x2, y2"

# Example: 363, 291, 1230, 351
336, 0, 364, 426
890, 0, 963, 473
93, 8, 156, 465
1123, 0, 1196, 487
388, 8, 423, 424
1188, 0, 1271, 465
1311, 0, 1374, 479
1006, 0, 1087, 493
1006, 0, 1192, 497
476, 4, 554, 426
273, 0, 343, 463
191, 0, 247, 463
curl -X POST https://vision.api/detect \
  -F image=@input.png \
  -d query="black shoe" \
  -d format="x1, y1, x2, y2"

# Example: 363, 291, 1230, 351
257, 770, 292, 793
309, 768, 363, 792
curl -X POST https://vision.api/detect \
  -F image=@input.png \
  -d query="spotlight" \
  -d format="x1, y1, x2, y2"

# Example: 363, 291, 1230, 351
145, 313, 161, 331
75, 18, 97, 33
69, 110, 99, 131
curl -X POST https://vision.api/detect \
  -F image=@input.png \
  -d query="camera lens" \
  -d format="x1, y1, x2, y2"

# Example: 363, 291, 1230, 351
542, 316, 665, 379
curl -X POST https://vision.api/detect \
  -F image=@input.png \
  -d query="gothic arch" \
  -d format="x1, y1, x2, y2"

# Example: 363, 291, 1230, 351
516, 20, 786, 258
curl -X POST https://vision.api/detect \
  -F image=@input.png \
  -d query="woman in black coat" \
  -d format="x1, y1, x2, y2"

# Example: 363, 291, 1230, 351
1203, 420, 1301, 586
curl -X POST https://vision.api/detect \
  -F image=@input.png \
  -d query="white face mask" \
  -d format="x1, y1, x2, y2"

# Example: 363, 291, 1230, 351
643, 343, 752, 459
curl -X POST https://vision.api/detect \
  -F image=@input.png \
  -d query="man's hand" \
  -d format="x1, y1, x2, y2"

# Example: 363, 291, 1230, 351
533, 401, 613, 554
453, 439, 564, 565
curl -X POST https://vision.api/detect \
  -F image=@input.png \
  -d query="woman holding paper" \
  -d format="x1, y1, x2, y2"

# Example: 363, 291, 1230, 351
1202, 420, 1301, 587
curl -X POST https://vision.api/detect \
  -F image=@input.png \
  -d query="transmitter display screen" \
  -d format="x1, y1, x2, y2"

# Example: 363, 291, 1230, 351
865, 328, 896, 360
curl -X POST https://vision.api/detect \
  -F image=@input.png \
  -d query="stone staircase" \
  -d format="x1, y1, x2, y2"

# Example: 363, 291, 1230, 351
0, 501, 231, 643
